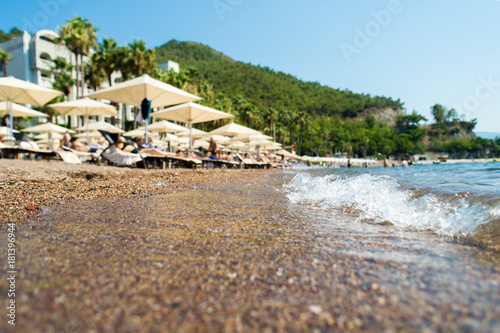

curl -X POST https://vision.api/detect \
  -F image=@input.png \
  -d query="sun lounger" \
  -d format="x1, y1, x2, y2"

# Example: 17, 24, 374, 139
0, 142, 20, 159
61, 146, 101, 163
201, 157, 241, 169
141, 154, 202, 169
235, 153, 270, 169
101, 144, 144, 167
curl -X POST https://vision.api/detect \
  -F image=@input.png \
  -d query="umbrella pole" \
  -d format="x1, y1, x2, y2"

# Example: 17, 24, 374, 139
231, 136, 234, 161
9, 100, 13, 145
189, 122, 193, 154
145, 121, 149, 147
86, 115, 90, 145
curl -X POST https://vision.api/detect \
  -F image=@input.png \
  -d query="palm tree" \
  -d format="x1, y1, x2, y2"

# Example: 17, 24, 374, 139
297, 111, 310, 155
114, 46, 133, 82
0, 49, 13, 77
58, 16, 98, 98
198, 81, 215, 107
85, 54, 106, 91
128, 40, 156, 77
51, 57, 75, 99
95, 38, 117, 87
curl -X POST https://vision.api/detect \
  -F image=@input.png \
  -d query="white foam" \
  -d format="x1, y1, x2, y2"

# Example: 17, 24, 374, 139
285, 173, 499, 238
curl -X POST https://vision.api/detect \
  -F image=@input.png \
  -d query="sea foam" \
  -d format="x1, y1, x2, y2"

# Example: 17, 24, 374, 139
285, 173, 500, 239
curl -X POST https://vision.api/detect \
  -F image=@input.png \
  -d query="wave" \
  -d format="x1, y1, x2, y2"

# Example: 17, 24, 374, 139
285, 173, 500, 249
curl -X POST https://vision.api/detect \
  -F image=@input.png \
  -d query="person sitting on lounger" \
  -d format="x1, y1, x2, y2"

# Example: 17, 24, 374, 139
116, 136, 171, 157
70, 138, 91, 152
257, 151, 270, 163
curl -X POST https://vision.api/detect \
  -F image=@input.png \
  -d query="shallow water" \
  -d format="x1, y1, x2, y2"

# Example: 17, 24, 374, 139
2, 172, 499, 332
285, 163, 500, 249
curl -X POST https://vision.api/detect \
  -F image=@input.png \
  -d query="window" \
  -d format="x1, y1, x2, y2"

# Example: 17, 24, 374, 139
39, 52, 51, 61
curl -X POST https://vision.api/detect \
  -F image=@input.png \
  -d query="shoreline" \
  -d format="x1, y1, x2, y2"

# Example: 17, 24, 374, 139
0, 159, 275, 224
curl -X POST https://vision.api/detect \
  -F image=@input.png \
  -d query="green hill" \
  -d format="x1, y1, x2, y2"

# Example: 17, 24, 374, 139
155, 40, 403, 117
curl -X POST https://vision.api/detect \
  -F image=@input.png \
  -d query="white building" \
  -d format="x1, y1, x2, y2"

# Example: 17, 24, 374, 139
0, 30, 81, 95
1, 29, 182, 130
0, 29, 131, 128
158, 60, 180, 73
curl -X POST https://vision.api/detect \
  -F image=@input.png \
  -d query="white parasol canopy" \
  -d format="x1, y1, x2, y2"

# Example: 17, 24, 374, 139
48, 98, 117, 144
0, 101, 48, 118
147, 120, 187, 133
0, 77, 63, 142
208, 122, 262, 159
87, 74, 202, 144
75, 120, 124, 134
151, 101, 233, 152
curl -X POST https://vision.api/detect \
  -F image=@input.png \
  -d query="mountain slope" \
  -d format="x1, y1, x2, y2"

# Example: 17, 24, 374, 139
155, 40, 403, 117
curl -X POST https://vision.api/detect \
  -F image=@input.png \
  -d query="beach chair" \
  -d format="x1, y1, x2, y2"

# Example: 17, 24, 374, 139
60, 145, 101, 164
235, 153, 269, 169
98, 130, 144, 167
14, 133, 81, 164
0, 141, 20, 159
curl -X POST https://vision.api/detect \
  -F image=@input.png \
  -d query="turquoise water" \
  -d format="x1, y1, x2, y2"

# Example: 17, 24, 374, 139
285, 162, 500, 247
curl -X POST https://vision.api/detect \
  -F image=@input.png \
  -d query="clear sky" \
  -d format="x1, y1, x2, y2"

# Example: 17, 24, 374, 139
1, 0, 499, 132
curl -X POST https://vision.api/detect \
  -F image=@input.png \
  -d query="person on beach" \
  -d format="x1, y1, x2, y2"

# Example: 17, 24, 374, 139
118, 136, 172, 157
62, 130, 71, 148
347, 158, 352, 168
208, 137, 218, 158
257, 151, 270, 163
70, 138, 90, 152
383, 156, 390, 167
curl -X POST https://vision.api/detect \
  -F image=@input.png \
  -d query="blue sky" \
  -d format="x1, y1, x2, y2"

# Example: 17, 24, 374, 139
1, 0, 500, 132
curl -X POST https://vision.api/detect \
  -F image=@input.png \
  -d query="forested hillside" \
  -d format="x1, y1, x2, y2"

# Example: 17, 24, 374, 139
155, 40, 403, 118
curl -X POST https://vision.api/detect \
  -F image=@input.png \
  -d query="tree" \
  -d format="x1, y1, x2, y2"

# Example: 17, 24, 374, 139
128, 40, 156, 77
396, 111, 427, 129
0, 49, 13, 77
95, 38, 118, 87
114, 46, 133, 82
85, 54, 106, 91
431, 104, 446, 123
51, 57, 75, 98
58, 16, 98, 98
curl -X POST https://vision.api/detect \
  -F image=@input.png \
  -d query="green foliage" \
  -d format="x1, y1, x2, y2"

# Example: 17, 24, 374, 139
0, 28, 22, 43
155, 40, 403, 116
431, 104, 446, 123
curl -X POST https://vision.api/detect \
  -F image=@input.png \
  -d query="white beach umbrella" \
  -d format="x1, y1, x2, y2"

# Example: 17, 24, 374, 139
0, 101, 49, 118
0, 77, 63, 142
147, 120, 188, 133
163, 133, 179, 142
74, 131, 104, 139
34, 132, 63, 140
0, 126, 19, 136
22, 122, 75, 134
239, 133, 273, 142
87, 74, 201, 144
75, 120, 124, 134
176, 127, 208, 138
124, 128, 157, 139
22, 122, 74, 148
208, 122, 262, 160
151, 101, 233, 152
48, 98, 117, 144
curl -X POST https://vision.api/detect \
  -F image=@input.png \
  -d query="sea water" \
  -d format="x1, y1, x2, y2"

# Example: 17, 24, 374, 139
284, 162, 500, 248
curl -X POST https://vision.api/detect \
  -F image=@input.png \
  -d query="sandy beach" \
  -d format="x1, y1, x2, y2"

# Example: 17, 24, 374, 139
1, 160, 499, 332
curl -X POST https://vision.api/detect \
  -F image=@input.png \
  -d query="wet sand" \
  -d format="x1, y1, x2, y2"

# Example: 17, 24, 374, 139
1, 160, 499, 332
